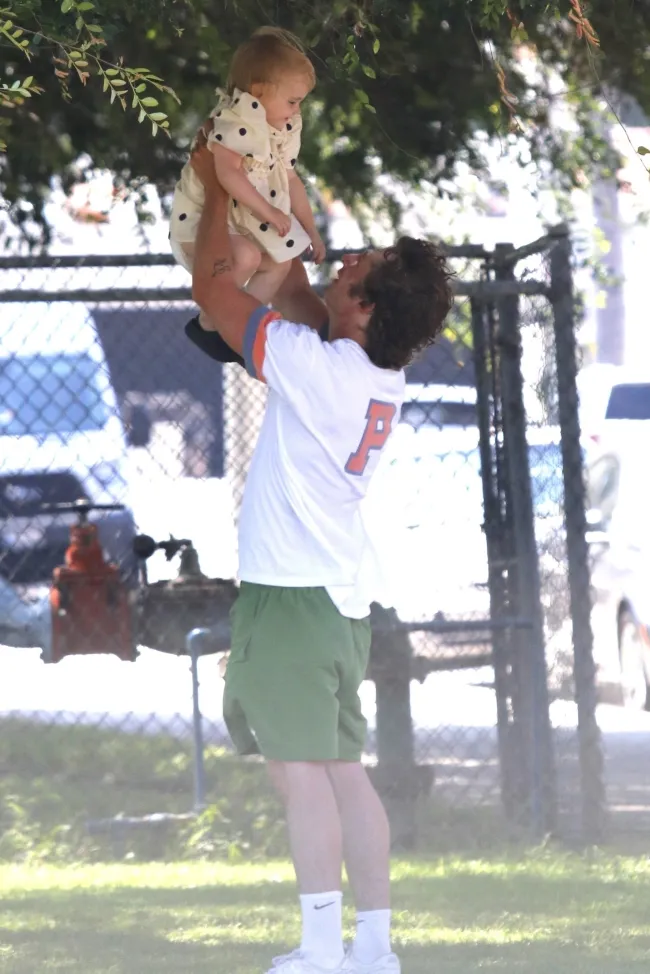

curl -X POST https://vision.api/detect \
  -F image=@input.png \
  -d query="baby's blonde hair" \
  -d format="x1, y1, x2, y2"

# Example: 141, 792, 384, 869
227, 26, 316, 95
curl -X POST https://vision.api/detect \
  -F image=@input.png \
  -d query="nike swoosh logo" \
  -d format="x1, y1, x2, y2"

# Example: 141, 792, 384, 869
314, 901, 336, 910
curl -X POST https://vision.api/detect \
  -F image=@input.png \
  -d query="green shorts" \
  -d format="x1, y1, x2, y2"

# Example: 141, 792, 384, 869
223, 583, 371, 762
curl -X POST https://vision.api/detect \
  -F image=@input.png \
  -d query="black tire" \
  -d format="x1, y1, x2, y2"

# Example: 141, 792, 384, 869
619, 609, 650, 711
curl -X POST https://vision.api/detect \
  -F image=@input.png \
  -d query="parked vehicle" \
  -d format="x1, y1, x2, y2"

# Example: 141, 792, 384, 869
0, 302, 148, 584
586, 448, 650, 710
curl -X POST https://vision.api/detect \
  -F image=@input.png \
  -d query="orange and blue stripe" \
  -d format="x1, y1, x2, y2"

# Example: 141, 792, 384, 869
243, 306, 282, 381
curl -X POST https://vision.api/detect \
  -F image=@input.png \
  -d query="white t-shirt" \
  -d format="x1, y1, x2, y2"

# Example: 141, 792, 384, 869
238, 306, 406, 618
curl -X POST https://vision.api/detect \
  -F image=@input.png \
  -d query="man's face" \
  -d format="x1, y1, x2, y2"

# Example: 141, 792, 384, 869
325, 250, 384, 323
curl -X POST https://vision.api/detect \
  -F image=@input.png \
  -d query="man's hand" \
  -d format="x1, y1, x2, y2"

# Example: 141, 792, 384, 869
190, 142, 223, 198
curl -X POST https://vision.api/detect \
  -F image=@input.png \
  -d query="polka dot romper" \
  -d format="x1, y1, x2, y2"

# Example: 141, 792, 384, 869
169, 88, 311, 270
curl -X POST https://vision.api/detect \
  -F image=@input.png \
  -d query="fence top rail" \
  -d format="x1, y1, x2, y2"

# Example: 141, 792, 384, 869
0, 278, 548, 304
491, 224, 569, 268
0, 243, 490, 271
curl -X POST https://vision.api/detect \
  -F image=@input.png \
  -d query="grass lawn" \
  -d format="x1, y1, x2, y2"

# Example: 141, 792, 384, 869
1, 854, 650, 973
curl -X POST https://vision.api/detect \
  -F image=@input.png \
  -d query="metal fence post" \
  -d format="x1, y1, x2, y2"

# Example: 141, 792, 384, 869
548, 224, 606, 844
186, 628, 208, 812
494, 245, 556, 837
470, 296, 518, 821
368, 606, 421, 850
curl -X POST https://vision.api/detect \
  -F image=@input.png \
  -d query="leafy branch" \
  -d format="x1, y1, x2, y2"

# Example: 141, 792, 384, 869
0, 75, 43, 149
0, 0, 180, 149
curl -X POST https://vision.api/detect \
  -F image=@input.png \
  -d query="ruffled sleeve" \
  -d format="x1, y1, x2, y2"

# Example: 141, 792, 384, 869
206, 88, 270, 162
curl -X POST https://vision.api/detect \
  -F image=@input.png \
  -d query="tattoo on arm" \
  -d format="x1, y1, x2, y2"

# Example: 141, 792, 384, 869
211, 259, 232, 277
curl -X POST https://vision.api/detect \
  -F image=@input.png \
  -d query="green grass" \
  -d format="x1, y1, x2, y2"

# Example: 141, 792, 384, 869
1, 854, 650, 973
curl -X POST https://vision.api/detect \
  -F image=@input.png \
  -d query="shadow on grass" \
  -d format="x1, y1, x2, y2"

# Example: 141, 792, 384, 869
2, 927, 650, 974
1, 864, 650, 973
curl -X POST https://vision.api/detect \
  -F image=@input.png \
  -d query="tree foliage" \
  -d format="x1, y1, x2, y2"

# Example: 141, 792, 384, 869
1, 1, 648, 242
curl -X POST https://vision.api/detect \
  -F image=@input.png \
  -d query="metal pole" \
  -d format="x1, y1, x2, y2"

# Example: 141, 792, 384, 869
369, 606, 418, 850
494, 245, 556, 837
470, 297, 517, 820
548, 225, 606, 844
186, 628, 209, 812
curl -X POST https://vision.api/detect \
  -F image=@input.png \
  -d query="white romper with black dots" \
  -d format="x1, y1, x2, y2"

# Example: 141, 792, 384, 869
169, 88, 311, 270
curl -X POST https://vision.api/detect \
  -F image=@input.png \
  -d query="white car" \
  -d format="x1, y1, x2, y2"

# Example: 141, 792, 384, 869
0, 302, 145, 585
587, 447, 650, 709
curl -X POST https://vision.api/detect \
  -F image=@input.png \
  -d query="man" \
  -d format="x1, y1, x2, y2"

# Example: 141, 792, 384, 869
190, 143, 453, 974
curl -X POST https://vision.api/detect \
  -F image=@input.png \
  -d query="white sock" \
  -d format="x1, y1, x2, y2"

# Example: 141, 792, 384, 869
352, 909, 392, 964
299, 891, 345, 970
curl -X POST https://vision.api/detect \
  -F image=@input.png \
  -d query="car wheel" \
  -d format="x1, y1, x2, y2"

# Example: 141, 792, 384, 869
619, 610, 650, 711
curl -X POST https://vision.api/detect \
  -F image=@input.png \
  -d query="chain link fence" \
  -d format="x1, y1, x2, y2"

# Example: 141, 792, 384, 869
0, 233, 636, 860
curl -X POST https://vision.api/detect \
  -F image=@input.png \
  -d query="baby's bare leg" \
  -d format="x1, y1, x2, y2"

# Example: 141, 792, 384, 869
246, 253, 292, 305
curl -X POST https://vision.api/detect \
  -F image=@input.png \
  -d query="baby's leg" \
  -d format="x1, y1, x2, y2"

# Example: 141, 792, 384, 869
230, 234, 263, 287
246, 253, 292, 306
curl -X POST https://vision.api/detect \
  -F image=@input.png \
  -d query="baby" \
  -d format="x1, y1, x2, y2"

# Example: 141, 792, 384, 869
170, 26, 325, 327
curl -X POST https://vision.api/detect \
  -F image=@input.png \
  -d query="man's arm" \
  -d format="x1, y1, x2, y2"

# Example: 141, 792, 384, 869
273, 257, 328, 331
185, 254, 328, 365
190, 148, 261, 356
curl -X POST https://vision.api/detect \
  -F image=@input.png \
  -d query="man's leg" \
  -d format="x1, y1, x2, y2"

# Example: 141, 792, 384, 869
326, 762, 390, 910
268, 759, 345, 971
326, 762, 394, 968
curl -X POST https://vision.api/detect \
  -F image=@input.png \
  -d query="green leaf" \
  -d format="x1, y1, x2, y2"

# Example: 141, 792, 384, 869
355, 88, 369, 104
151, 122, 158, 137
104, 68, 119, 76
373, 38, 380, 54
135, 83, 146, 93
69, 50, 82, 59
149, 112, 167, 121
87, 24, 103, 33
638, 146, 650, 156
77, 1, 94, 8
140, 97, 158, 107
362, 64, 376, 79
111, 78, 127, 86
138, 108, 146, 123
76, 15, 83, 29
23, 76, 33, 88
60, 0, 74, 12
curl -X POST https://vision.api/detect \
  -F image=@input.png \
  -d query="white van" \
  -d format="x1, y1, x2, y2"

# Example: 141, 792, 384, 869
0, 302, 141, 584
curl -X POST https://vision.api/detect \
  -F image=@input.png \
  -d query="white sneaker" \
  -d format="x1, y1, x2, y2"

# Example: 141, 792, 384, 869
266, 954, 345, 973
340, 951, 401, 973
271, 948, 302, 967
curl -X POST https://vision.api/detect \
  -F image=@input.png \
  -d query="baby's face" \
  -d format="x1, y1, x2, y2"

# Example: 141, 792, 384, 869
254, 74, 312, 129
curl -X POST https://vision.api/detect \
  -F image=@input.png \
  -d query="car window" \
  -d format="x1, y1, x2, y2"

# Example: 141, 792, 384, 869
586, 454, 620, 524
0, 354, 108, 436
605, 383, 650, 420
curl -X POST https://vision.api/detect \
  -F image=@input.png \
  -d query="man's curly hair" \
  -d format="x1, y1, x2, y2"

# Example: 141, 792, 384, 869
352, 237, 454, 371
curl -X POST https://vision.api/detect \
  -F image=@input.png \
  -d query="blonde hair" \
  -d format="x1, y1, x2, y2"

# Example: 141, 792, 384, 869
227, 26, 316, 95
